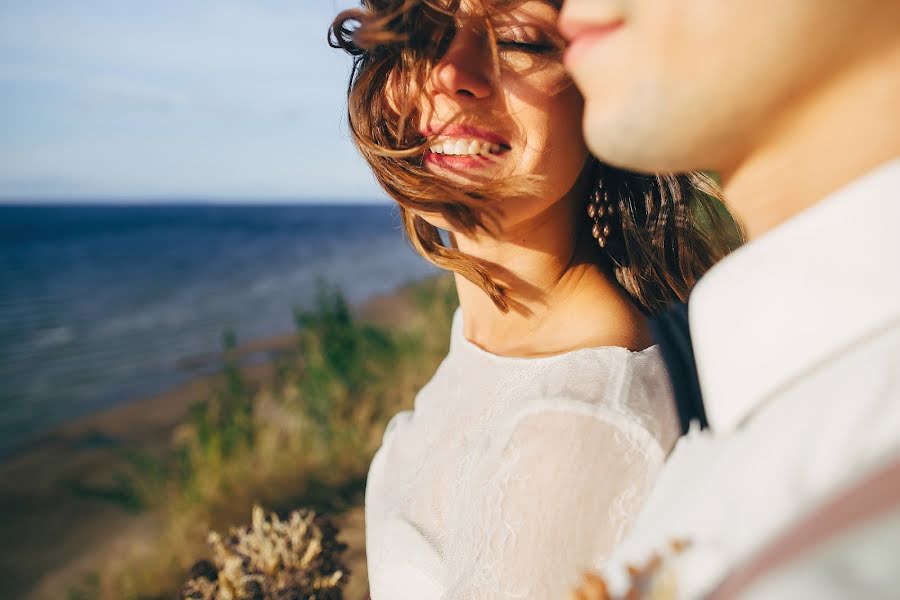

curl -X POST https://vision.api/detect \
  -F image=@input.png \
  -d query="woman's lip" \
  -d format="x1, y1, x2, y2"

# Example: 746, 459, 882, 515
560, 20, 625, 69
421, 123, 511, 148
424, 151, 504, 170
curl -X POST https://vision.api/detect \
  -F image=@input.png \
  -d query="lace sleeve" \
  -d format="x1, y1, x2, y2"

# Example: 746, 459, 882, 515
441, 407, 665, 600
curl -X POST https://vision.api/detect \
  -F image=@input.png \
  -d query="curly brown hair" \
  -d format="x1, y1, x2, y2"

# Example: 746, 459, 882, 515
330, 0, 742, 315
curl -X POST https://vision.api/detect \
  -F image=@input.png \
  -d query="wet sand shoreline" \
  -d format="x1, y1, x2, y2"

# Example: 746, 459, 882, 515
0, 278, 428, 600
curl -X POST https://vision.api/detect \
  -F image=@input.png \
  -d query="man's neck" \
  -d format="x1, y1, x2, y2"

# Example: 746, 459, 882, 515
722, 42, 900, 240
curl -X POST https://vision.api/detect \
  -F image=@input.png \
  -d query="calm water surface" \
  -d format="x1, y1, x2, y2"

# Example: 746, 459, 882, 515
0, 203, 436, 456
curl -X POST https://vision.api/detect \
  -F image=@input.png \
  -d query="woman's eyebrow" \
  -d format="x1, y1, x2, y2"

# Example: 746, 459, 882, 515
451, 2, 560, 39
489, 9, 557, 29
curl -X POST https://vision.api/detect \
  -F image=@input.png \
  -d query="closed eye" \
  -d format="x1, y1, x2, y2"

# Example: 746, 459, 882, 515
496, 40, 556, 54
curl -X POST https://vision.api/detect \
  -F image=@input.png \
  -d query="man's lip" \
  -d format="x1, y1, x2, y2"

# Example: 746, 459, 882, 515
561, 21, 625, 69
557, 12, 625, 42
421, 123, 511, 148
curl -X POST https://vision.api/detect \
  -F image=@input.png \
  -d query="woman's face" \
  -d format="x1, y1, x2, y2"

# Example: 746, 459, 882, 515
414, 0, 590, 234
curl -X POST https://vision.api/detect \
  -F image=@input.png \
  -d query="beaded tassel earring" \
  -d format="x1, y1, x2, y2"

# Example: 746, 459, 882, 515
587, 180, 616, 248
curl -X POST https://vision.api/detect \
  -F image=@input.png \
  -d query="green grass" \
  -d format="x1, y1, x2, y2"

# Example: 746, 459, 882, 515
89, 275, 458, 599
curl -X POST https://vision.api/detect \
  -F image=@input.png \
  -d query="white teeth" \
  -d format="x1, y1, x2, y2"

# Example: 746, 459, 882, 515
428, 138, 505, 156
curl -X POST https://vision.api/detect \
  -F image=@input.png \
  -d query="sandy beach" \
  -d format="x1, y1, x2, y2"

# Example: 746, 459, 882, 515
0, 279, 431, 600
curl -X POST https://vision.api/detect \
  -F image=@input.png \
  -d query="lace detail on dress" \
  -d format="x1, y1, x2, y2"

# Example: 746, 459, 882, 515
365, 309, 680, 600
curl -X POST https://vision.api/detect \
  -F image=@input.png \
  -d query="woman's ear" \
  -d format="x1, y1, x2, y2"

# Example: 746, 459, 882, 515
385, 69, 402, 115
385, 65, 433, 120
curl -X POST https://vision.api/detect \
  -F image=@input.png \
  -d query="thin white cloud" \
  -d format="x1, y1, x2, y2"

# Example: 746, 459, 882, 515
0, 0, 383, 201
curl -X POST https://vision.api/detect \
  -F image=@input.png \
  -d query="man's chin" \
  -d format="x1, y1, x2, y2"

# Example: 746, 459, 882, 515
582, 117, 651, 173
582, 105, 696, 175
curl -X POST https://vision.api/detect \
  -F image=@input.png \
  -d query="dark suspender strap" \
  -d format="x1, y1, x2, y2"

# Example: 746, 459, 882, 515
650, 302, 709, 435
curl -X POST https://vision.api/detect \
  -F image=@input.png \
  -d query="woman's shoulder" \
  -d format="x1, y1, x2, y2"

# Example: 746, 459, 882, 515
448, 306, 675, 418
515, 341, 672, 409
419, 307, 681, 452
495, 345, 680, 455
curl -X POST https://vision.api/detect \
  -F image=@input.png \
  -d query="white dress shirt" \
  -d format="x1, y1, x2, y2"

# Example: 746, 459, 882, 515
735, 509, 900, 600
598, 158, 900, 599
723, 457, 900, 600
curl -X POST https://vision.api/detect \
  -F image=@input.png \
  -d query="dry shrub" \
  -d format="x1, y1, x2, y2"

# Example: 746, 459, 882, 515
181, 505, 348, 600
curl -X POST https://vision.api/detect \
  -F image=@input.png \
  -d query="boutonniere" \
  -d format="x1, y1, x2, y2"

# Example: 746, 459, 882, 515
570, 539, 691, 600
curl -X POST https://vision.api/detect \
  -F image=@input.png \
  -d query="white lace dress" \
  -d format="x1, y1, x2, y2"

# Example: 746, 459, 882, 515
365, 308, 680, 599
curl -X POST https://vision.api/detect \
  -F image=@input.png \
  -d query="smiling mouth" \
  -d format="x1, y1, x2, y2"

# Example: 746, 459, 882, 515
428, 138, 510, 157
423, 138, 511, 170
420, 123, 513, 166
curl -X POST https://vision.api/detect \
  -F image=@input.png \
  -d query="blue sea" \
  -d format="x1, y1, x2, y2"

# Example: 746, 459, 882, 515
0, 203, 438, 457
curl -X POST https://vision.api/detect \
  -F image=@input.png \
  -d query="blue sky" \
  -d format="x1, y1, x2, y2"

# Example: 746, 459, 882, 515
0, 0, 386, 201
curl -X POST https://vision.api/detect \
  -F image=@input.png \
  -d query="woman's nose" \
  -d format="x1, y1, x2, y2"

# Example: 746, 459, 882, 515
431, 30, 493, 100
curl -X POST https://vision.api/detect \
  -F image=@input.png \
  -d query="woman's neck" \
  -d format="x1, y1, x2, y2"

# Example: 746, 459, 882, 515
452, 194, 652, 357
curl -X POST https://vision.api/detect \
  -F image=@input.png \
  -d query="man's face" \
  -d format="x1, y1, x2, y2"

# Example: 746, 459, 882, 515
558, 0, 890, 175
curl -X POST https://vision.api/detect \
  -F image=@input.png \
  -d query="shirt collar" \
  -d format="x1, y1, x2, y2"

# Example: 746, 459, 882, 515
690, 158, 900, 433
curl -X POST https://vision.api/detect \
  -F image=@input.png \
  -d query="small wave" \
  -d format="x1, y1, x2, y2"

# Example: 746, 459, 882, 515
31, 326, 75, 348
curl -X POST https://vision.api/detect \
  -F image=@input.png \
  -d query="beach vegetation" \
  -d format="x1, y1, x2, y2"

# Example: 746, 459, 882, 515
76, 275, 457, 599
